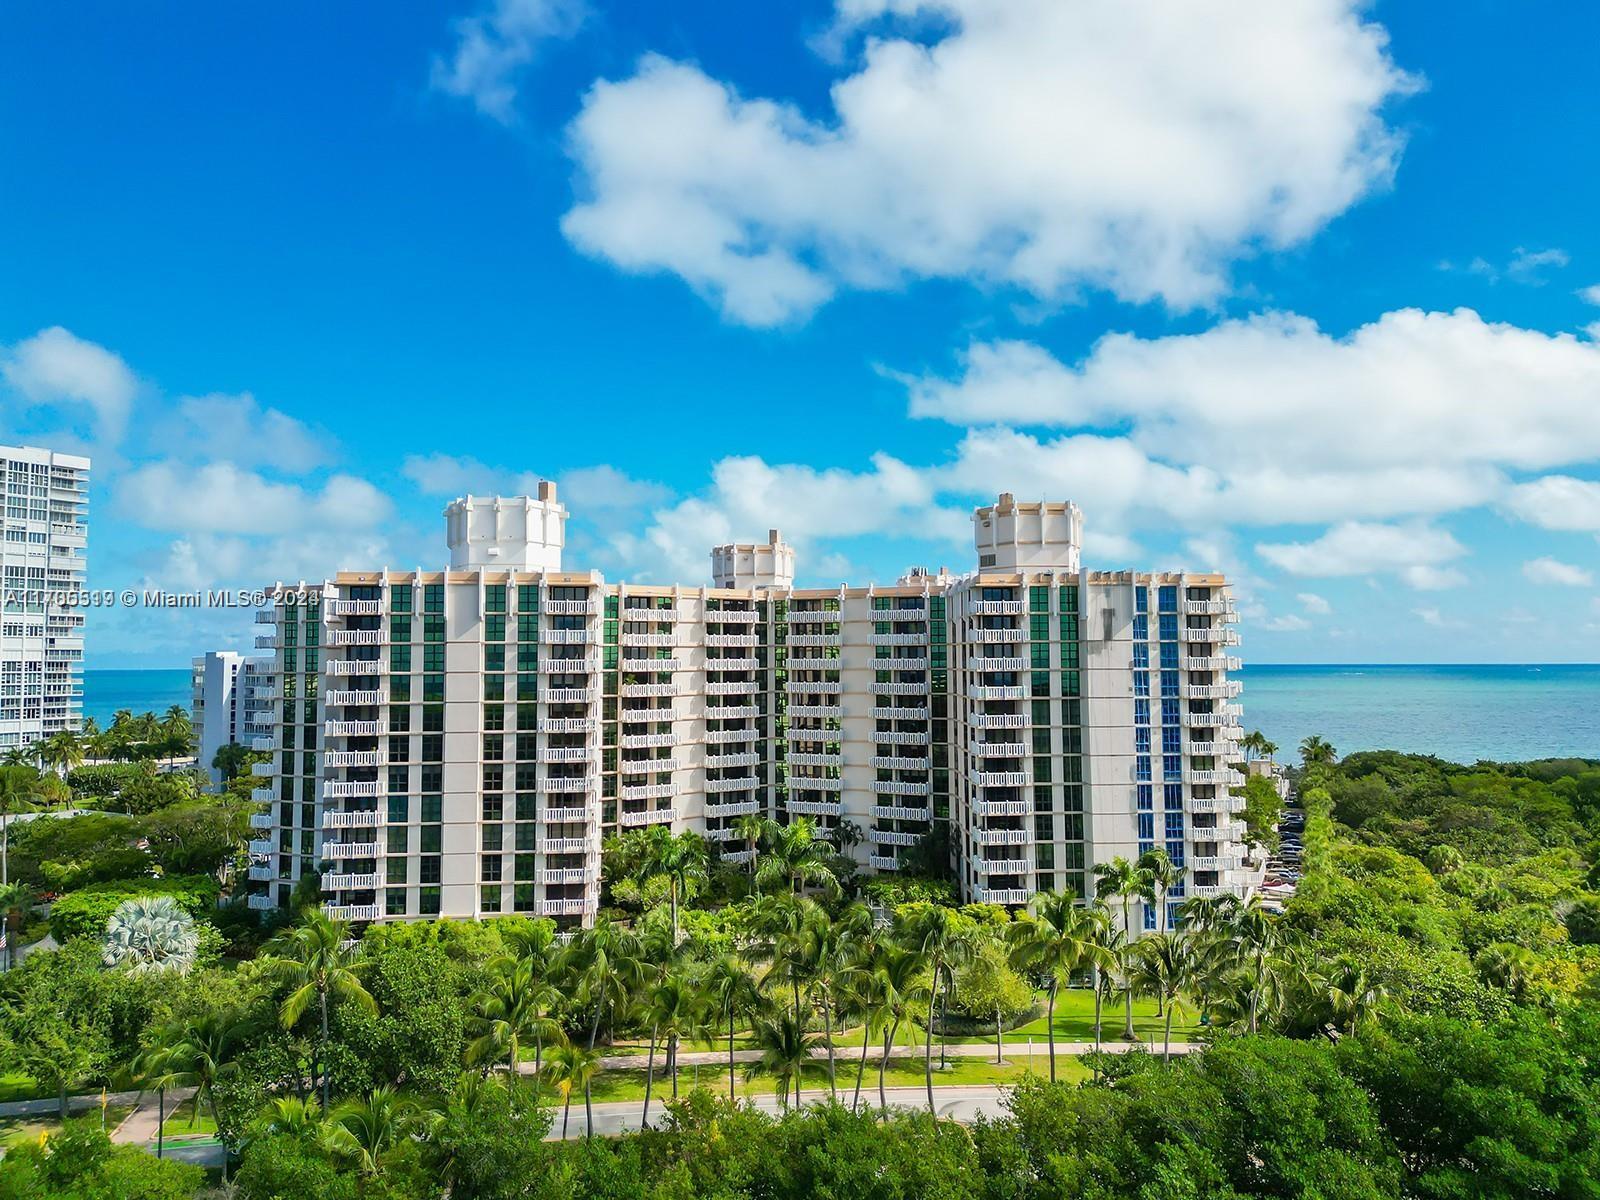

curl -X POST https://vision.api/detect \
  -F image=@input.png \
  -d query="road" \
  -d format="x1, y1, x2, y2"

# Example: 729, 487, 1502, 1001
531, 1038, 1196, 1073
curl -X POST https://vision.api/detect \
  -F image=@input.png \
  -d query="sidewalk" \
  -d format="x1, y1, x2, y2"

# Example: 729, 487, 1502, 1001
567, 1038, 1196, 1072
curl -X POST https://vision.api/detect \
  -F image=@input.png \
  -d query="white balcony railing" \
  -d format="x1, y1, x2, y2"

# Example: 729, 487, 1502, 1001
785, 797, 843, 817
974, 742, 1026, 758
619, 806, 675, 827
968, 600, 1024, 616
974, 887, 1032, 906
871, 804, 932, 822
970, 769, 1028, 788
325, 903, 381, 922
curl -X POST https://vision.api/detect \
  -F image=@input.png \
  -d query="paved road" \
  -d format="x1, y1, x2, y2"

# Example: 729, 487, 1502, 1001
538, 1039, 1196, 1073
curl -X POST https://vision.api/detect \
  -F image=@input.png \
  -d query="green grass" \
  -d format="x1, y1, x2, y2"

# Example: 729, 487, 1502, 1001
951, 988, 1200, 1046
158, 1108, 218, 1138
0, 1104, 135, 1150
566, 1053, 1089, 1106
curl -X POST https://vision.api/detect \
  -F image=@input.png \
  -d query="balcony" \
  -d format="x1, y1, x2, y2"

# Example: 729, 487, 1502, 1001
251, 787, 274, 803
621, 782, 675, 801
705, 751, 760, 769
541, 837, 594, 854
967, 626, 1026, 644
621, 731, 675, 749
972, 798, 1030, 817
785, 632, 840, 648
787, 751, 842, 768
974, 741, 1026, 758
879, 656, 930, 672
972, 827, 1030, 846
968, 685, 1026, 701
624, 681, 680, 699
544, 688, 596, 704
540, 656, 601, 674
619, 806, 675, 827
1185, 681, 1243, 701
706, 704, 760, 720
708, 655, 760, 672
968, 712, 1026, 729
786, 704, 841, 720
1183, 655, 1242, 672
786, 656, 839, 672
536, 747, 589, 764
721, 848, 756, 865
255, 636, 278, 651
324, 810, 382, 829
1188, 795, 1247, 815
1181, 599, 1231, 616
543, 628, 596, 645
868, 828, 921, 847
873, 779, 932, 797
787, 679, 843, 695
870, 681, 926, 696
869, 631, 925, 646
621, 705, 674, 723
973, 887, 1032, 906
705, 774, 759, 794
971, 656, 1027, 672
325, 904, 381, 922
874, 729, 929, 746
247, 865, 275, 882
541, 717, 597, 734
872, 704, 928, 721
323, 872, 381, 891
1189, 855, 1243, 872
323, 841, 380, 858
543, 599, 599, 616
255, 609, 277, 624
327, 600, 381, 616
247, 839, 274, 856
785, 797, 843, 817
703, 728, 754, 746
970, 769, 1028, 788
622, 604, 677, 623
1184, 768, 1238, 787
869, 855, 900, 871
883, 605, 928, 621
785, 609, 839, 624
705, 632, 759, 648
871, 804, 932, 822
327, 629, 384, 647
540, 897, 595, 916
326, 658, 384, 676
542, 804, 593, 823
708, 607, 760, 624
250, 761, 274, 777
247, 894, 277, 911
250, 735, 275, 752
543, 867, 598, 885
326, 720, 383, 737
968, 600, 1024, 616
974, 855, 1030, 876
326, 750, 385, 768
539, 776, 596, 795
870, 755, 928, 771
705, 797, 761, 818
249, 812, 273, 829
326, 688, 383, 706
621, 631, 675, 648
325, 780, 381, 799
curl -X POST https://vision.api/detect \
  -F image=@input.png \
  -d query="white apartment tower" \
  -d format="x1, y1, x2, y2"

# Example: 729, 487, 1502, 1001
191, 650, 273, 784
0, 445, 88, 750
246, 489, 1256, 930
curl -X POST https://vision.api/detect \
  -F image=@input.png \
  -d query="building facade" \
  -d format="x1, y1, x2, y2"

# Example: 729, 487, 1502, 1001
0, 444, 88, 751
246, 489, 1258, 929
191, 650, 273, 784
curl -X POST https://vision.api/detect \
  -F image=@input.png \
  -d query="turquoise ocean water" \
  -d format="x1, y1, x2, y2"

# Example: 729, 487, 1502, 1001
82, 664, 1600, 765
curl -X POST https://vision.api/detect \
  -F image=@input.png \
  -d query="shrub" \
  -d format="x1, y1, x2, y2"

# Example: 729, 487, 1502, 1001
49, 874, 220, 943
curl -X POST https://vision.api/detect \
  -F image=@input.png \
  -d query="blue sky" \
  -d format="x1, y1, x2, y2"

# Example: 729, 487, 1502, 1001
3, 0, 1599, 667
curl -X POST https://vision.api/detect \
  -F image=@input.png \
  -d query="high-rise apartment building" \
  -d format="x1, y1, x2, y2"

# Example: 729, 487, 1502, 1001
245, 488, 1258, 930
0, 445, 88, 750
191, 650, 273, 784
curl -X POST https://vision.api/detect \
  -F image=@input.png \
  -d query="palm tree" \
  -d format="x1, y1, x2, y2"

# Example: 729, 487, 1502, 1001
1232, 897, 1282, 1034
897, 905, 972, 1116
703, 953, 765, 1106
733, 813, 772, 875
744, 1012, 822, 1110
140, 1011, 249, 1131
1083, 904, 1121, 1058
1259, 738, 1279, 761
1299, 734, 1336, 767
754, 817, 841, 896
1094, 856, 1150, 1039
1324, 959, 1385, 1036
566, 919, 648, 1131
326, 1086, 420, 1176
249, 1094, 330, 1146
1241, 730, 1265, 761
1129, 932, 1195, 1060
870, 942, 929, 1117
466, 955, 564, 1077
263, 909, 377, 1108
840, 947, 890, 1114
0, 767, 43, 891
799, 903, 870, 1098
1007, 891, 1092, 1082
638, 829, 708, 945
1475, 942, 1539, 1002
746, 892, 814, 1025
101, 895, 200, 975
640, 968, 703, 1128
542, 1043, 602, 1138
1138, 848, 1180, 936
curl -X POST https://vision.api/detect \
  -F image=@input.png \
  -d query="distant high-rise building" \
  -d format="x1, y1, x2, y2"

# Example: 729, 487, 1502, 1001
245, 487, 1257, 930
0, 445, 88, 750
191, 650, 272, 783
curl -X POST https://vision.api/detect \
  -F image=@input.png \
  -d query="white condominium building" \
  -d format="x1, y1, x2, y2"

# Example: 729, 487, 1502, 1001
0, 445, 88, 750
191, 650, 273, 784
246, 487, 1258, 931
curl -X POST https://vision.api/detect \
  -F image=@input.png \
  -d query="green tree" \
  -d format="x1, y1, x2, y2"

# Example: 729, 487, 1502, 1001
1129, 931, 1196, 1060
541, 1043, 602, 1139
1300, 734, 1337, 767
744, 1011, 823, 1110
1093, 855, 1150, 1038
754, 817, 841, 896
325, 1085, 420, 1177
1007, 890, 1093, 1081
263, 909, 377, 1108
703, 953, 765, 1106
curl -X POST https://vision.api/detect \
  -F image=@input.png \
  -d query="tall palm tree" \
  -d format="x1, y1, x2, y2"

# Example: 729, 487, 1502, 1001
870, 942, 929, 1118
326, 1086, 420, 1176
566, 919, 648, 1131
744, 1012, 822, 1110
1299, 734, 1336, 767
1138, 848, 1180, 936
542, 1043, 602, 1139
466, 955, 564, 1078
1007, 891, 1092, 1082
140, 1010, 250, 1131
1094, 856, 1150, 1039
754, 817, 841, 896
799, 903, 870, 1098
840, 945, 890, 1114
1324, 959, 1385, 1036
640, 968, 702, 1128
703, 953, 765, 1105
1240, 730, 1265, 761
0, 767, 42, 888
1129, 932, 1195, 1060
1232, 897, 1281, 1034
1083, 904, 1121, 1058
263, 909, 377, 1107
733, 813, 772, 875
746, 892, 815, 1025
897, 905, 973, 1116
640, 830, 708, 945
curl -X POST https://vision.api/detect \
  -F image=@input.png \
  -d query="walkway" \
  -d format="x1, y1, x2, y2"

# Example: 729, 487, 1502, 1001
535, 1038, 1197, 1073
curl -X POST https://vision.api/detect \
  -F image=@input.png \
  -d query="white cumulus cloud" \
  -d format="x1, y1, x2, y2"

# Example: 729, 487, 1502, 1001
2, 326, 139, 442
116, 462, 391, 535
431, 0, 586, 123
1256, 521, 1465, 586
1505, 475, 1600, 532
1522, 556, 1594, 587
562, 0, 1414, 325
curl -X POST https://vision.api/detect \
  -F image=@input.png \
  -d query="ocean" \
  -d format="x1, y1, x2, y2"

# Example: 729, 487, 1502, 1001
81, 664, 1600, 765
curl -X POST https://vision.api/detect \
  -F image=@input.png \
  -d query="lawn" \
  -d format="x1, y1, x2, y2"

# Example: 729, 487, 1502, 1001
571, 1052, 1089, 1106
0, 1104, 135, 1150
953, 988, 1201, 1047
157, 1108, 218, 1139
